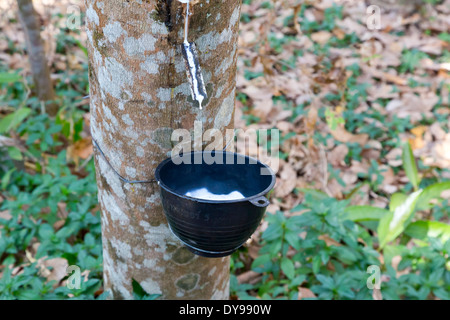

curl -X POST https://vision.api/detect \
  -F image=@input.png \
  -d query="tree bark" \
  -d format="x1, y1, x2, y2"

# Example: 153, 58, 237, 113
85, 0, 241, 299
17, 0, 58, 116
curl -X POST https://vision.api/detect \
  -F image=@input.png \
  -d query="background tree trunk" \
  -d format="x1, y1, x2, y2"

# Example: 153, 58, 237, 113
17, 0, 58, 116
85, 0, 241, 299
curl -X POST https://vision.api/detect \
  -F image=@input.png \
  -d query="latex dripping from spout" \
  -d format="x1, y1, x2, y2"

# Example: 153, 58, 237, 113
179, 0, 207, 110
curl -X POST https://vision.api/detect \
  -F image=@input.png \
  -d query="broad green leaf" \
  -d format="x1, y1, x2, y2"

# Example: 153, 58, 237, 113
404, 220, 450, 242
281, 258, 295, 279
389, 193, 408, 212
383, 245, 406, 265
284, 230, 301, 250
289, 275, 307, 288
433, 288, 450, 300
402, 141, 420, 190
7, 146, 22, 161
358, 220, 379, 232
334, 246, 358, 264
316, 274, 334, 289
416, 181, 450, 211
132, 278, 149, 300
0, 108, 32, 133
1, 168, 15, 190
269, 239, 282, 256
341, 206, 389, 222
262, 222, 283, 241
378, 189, 423, 249
38, 224, 54, 239
298, 188, 329, 201
251, 254, 271, 270
411, 238, 430, 247
312, 255, 321, 274
0, 72, 21, 83
16, 290, 42, 300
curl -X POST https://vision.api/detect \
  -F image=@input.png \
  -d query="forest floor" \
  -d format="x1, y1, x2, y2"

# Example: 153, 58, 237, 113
0, 0, 449, 300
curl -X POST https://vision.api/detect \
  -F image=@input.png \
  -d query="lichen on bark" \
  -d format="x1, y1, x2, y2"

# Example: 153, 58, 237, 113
85, 0, 241, 299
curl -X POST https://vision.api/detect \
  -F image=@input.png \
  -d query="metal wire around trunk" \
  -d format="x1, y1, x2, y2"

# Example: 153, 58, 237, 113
92, 129, 236, 185
92, 138, 157, 184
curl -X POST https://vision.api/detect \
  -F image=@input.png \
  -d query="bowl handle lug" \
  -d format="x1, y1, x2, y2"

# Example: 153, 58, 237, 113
249, 196, 270, 208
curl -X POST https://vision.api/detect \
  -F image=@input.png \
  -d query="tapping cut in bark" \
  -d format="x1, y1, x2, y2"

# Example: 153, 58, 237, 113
180, 0, 207, 110
182, 41, 207, 110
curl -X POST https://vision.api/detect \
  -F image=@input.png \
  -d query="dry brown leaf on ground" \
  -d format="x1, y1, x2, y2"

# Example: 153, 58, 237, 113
327, 179, 344, 199
359, 40, 383, 63
438, 69, 450, 79
366, 140, 382, 150
237, 271, 261, 285
251, 99, 274, 122
410, 125, 427, 150
274, 75, 311, 101
369, 68, 407, 86
386, 92, 439, 122
276, 121, 294, 134
57, 202, 68, 219
379, 165, 399, 194
348, 183, 370, 206
53, 220, 65, 231
329, 125, 369, 146
391, 255, 411, 277
275, 163, 297, 198
298, 287, 316, 300
311, 30, 332, 45
241, 80, 276, 122
0, 135, 25, 151
42, 258, 69, 283
66, 137, 93, 165
267, 203, 280, 216
386, 147, 403, 167
0, 210, 12, 221
441, 189, 450, 199
366, 84, 400, 101
332, 27, 346, 40
428, 122, 447, 141
274, 108, 293, 122
234, 102, 246, 128
304, 105, 319, 153
373, 289, 383, 300
341, 170, 358, 188
418, 39, 443, 56
327, 143, 348, 167
414, 122, 450, 169
318, 234, 342, 247
429, 133, 450, 169
295, 176, 310, 191
361, 146, 381, 162
336, 17, 367, 38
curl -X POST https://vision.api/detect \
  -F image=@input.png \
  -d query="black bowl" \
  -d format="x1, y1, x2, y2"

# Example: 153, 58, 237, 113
155, 151, 276, 257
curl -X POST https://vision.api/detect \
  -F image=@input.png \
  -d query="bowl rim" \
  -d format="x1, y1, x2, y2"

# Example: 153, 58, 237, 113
154, 151, 276, 204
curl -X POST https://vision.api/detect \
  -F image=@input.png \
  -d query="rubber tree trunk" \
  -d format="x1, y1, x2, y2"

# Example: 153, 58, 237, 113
17, 0, 58, 116
85, 0, 241, 299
